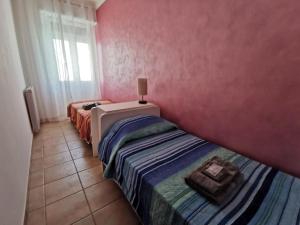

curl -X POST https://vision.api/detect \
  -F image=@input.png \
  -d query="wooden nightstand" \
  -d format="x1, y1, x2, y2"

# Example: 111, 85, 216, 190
91, 101, 160, 157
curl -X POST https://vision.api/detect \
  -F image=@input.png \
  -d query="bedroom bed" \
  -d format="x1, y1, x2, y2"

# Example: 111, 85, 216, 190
98, 115, 300, 225
67, 99, 112, 143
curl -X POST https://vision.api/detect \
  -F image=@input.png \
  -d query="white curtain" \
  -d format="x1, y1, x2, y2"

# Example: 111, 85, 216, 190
12, 0, 101, 122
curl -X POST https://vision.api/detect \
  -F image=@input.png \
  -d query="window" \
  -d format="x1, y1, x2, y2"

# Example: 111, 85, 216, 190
77, 42, 92, 81
53, 39, 74, 81
53, 39, 93, 82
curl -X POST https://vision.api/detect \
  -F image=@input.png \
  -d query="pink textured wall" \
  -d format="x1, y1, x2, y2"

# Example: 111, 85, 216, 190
96, 0, 300, 177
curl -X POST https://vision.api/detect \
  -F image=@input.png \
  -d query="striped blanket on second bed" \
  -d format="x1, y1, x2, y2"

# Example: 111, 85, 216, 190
99, 115, 300, 225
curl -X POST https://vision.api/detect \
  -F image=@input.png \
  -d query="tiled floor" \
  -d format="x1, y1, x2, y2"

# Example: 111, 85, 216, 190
26, 120, 140, 225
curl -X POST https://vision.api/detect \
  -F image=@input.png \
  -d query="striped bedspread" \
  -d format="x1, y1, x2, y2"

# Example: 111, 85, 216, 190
98, 116, 300, 225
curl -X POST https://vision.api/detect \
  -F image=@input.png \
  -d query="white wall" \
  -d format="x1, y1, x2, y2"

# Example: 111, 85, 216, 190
0, 0, 33, 225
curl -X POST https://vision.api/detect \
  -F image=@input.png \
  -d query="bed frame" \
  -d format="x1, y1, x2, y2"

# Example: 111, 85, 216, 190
91, 101, 160, 157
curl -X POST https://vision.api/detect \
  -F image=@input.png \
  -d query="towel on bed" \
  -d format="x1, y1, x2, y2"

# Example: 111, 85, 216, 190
185, 156, 244, 204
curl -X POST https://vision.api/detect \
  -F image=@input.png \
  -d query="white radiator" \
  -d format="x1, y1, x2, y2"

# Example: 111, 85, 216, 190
24, 86, 40, 133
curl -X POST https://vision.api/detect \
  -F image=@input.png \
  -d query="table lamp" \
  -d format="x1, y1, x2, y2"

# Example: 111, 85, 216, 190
137, 78, 148, 104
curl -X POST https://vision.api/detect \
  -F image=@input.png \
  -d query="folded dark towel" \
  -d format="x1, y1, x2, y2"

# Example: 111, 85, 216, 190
187, 156, 240, 194
82, 102, 101, 110
186, 172, 244, 205
202, 157, 239, 182
185, 156, 244, 204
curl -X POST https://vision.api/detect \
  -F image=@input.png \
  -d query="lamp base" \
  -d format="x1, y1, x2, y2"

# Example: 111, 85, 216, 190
138, 100, 147, 104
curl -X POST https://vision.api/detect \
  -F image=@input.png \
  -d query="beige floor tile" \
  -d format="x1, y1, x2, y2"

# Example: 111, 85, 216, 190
49, 121, 61, 128
41, 125, 62, 132
63, 129, 78, 136
45, 174, 82, 204
32, 141, 43, 150
41, 122, 59, 127
29, 170, 44, 189
74, 157, 101, 172
41, 130, 64, 140
45, 161, 77, 184
71, 147, 93, 160
46, 191, 90, 225
33, 133, 42, 138
40, 126, 62, 134
32, 146, 43, 154
41, 122, 61, 128
68, 140, 90, 150
65, 134, 81, 142
43, 136, 66, 146
59, 119, 72, 125
43, 143, 69, 156
62, 125, 76, 130
43, 152, 72, 168
41, 124, 61, 130
30, 158, 44, 173
26, 207, 46, 225
85, 180, 123, 212
31, 151, 43, 160
62, 128, 76, 134
28, 186, 45, 211
73, 215, 95, 225
93, 198, 140, 225
33, 137, 43, 145
78, 166, 104, 188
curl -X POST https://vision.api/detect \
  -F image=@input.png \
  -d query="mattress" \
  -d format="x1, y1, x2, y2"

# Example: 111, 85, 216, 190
67, 100, 111, 143
98, 115, 300, 225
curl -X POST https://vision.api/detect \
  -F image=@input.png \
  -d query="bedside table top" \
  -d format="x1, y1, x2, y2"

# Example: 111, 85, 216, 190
97, 101, 157, 113
91, 100, 160, 157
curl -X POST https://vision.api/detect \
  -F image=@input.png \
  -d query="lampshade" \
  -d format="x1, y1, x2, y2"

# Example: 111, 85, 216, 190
137, 78, 148, 96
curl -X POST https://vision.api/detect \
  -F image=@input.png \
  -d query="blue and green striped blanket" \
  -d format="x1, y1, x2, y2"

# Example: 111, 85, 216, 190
99, 115, 300, 225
